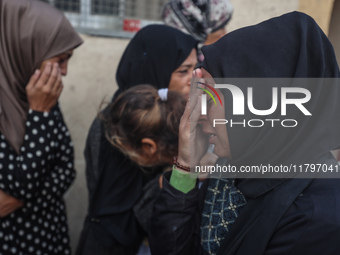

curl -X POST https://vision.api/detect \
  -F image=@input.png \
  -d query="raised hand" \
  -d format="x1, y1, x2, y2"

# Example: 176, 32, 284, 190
26, 62, 63, 112
177, 69, 207, 169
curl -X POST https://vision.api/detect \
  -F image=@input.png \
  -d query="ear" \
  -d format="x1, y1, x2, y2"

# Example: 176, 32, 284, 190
141, 138, 158, 157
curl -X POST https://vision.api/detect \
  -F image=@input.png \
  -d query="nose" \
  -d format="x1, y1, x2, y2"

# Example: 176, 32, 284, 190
187, 77, 191, 87
200, 119, 214, 136
198, 114, 210, 132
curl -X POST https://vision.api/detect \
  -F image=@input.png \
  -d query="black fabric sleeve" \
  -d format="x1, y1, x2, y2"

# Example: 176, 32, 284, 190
83, 117, 102, 205
149, 171, 206, 255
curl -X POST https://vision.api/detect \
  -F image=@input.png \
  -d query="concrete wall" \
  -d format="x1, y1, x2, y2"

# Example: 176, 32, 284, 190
329, 0, 340, 63
298, 0, 335, 34
60, 0, 338, 252
227, 0, 298, 33
60, 35, 129, 252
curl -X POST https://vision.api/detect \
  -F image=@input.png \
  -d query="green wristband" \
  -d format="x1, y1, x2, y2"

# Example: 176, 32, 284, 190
169, 165, 198, 194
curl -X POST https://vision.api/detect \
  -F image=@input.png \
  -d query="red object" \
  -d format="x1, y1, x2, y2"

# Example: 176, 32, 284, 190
123, 19, 141, 32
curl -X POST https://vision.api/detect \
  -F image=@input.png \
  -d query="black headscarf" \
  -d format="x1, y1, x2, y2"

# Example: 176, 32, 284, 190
201, 11, 340, 188
114, 24, 198, 98
200, 12, 340, 254
87, 25, 197, 250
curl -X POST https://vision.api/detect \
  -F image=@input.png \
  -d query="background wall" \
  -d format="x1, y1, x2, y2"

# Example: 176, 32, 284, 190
329, 0, 340, 62
59, 0, 339, 252
60, 36, 129, 252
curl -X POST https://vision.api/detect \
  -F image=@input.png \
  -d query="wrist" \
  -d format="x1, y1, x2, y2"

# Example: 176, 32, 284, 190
173, 156, 191, 172
29, 106, 50, 112
170, 166, 198, 194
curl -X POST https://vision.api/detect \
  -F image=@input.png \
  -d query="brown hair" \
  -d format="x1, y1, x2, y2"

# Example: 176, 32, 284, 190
104, 85, 186, 167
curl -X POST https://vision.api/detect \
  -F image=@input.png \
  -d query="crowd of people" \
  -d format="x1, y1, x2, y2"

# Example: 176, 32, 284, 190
1, 0, 340, 255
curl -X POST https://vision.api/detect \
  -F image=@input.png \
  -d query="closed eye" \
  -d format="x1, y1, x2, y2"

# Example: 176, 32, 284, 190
177, 69, 188, 74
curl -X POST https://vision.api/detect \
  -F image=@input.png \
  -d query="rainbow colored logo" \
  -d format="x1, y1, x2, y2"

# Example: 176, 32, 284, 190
196, 82, 222, 106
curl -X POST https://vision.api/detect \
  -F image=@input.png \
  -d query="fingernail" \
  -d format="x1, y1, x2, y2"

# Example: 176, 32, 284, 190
35, 69, 40, 75
47, 62, 51, 66
54, 62, 59, 67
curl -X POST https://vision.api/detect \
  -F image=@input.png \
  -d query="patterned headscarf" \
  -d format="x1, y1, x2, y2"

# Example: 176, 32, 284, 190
162, 0, 233, 43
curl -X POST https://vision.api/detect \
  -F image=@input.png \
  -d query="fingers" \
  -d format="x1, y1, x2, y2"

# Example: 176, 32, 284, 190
180, 94, 200, 125
48, 63, 61, 93
36, 62, 53, 88
26, 62, 63, 112
190, 95, 202, 130
179, 94, 201, 141
51, 65, 62, 95
190, 69, 203, 98
25, 69, 41, 90
181, 68, 204, 127
36, 62, 61, 92
179, 97, 191, 131
194, 68, 203, 79
189, 80, 204, 116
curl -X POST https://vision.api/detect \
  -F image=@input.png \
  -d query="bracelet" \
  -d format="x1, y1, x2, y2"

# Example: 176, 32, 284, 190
173, 156, 191, 172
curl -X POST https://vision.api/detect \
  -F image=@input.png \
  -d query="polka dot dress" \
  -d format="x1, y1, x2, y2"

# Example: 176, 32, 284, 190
0, 106, 75, 254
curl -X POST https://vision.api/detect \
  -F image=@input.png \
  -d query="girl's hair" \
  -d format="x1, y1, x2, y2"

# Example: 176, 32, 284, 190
104, 85, 186, 167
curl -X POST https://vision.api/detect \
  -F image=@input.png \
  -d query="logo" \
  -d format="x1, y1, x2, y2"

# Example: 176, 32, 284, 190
197, 81, 312, 128
196, 82, 222, 115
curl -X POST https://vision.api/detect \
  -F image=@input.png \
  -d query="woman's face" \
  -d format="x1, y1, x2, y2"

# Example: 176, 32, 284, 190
199, 68, 232, 159
39, 50, 74, 76
168, 48, 197, 99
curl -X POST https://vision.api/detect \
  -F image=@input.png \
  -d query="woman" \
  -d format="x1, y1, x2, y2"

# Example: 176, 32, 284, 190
149, 12, 340, 254
0, 0, 83, 254
77, 25, 197, 254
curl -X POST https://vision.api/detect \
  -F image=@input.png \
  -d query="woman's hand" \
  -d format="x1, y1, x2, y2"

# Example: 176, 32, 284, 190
177, 69, 207, 168
0, 190, 23, 218
26, 62, 63, 112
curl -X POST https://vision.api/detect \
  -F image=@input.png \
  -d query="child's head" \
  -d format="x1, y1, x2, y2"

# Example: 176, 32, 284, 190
105, 85, 186, 167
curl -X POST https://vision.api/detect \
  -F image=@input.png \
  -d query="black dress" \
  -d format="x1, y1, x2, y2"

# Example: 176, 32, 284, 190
76, 24, 198, 254
0, 106, 75, 255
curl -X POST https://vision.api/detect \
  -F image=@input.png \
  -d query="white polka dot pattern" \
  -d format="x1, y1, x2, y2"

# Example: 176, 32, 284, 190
0, 106, 75, 254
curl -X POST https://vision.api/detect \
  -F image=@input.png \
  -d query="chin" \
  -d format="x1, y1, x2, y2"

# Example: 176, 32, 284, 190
214, 147, 230, 159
